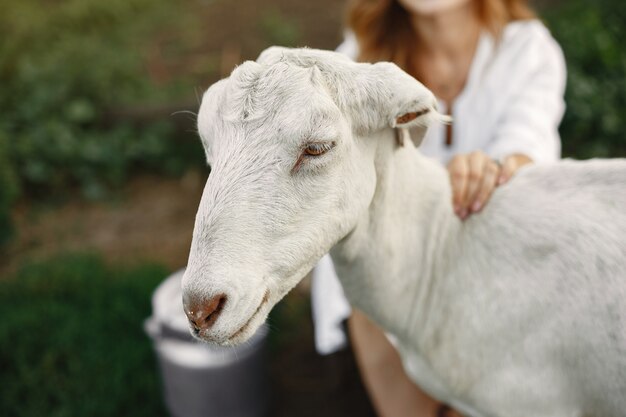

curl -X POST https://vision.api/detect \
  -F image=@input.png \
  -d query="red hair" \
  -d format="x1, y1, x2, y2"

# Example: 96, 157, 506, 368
347, 0, 536, 78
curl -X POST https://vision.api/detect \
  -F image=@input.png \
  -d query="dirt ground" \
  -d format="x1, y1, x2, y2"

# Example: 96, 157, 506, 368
3, 171, 206, 275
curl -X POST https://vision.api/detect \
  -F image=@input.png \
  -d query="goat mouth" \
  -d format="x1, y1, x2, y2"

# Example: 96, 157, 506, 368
228, 290, 270, 342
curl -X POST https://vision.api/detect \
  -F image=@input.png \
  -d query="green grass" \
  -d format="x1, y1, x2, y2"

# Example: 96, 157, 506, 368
0, 254, 169, 417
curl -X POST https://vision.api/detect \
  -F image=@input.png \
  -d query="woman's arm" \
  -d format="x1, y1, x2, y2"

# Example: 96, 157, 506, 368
449, 23, 566, 218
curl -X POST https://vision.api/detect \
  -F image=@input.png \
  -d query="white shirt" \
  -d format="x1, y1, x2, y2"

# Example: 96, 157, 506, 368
312, 20, 567, 355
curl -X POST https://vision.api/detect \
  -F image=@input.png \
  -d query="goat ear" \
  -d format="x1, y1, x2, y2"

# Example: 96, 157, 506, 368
359, 62, 449, 147
393, 110, 432, 149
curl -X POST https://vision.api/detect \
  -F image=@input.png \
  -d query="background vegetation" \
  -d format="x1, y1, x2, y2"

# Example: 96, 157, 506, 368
1, 0, 624, 246
544, 0, 626, 158
0, 0, 209, 244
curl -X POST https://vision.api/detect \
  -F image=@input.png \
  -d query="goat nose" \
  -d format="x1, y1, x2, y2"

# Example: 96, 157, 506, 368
184, 294, 228, 332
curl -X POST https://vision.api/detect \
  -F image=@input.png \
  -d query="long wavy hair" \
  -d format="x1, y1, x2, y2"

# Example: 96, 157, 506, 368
347, 0, 536, 77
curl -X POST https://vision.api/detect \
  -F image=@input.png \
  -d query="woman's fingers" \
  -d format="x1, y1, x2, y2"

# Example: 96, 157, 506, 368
448, 152, 533, 220
448, 155, 469, 217
448, 151, 501, 219
498, 154, 533, 185
464, 151, 489, 212
470, 160, 499, 213
498, 157, 517, 185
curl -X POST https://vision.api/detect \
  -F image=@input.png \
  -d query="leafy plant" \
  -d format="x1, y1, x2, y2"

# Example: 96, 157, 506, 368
0, 0, 207, 243
544, 0, 626, 158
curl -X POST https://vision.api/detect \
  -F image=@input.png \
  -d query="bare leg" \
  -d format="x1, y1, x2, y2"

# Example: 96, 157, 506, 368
348, 309, 462, 417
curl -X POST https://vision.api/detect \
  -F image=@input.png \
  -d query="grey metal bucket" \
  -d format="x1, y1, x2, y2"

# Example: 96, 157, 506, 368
145, 269, 270, 417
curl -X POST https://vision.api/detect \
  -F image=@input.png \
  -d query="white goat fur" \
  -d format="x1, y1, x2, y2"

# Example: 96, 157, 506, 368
182, 47, 626, 416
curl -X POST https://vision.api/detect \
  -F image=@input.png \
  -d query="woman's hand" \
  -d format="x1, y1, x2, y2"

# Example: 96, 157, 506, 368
447, 151, 532, 220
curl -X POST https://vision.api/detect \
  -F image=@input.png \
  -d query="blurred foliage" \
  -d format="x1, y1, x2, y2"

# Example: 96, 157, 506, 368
0, 253, 169, 417
0, 0, 207, 243
544, 0, 626, 158
0, 136, 19, 245
260, 10, 301, 47
0, 0, 624, 246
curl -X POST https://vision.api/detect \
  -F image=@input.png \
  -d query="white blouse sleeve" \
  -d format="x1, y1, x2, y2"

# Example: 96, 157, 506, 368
485, 23, 567, 164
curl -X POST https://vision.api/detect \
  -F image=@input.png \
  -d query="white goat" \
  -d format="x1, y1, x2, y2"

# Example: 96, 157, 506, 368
182, 47, 626, 417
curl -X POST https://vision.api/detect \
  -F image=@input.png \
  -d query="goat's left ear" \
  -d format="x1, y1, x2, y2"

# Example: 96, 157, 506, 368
356, 62, 449, 147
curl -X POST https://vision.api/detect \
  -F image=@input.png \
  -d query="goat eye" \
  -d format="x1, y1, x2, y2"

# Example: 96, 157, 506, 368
304, 142, 335, 156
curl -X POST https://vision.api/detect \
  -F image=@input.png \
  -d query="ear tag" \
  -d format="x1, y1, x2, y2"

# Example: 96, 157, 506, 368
395, 127, 411, 147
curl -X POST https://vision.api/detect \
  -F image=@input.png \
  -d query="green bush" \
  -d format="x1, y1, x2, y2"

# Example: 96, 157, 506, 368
0, 134, 19, 245
545, 0, 626, 158
0, 0, 206, 243
0, 253, 169, 417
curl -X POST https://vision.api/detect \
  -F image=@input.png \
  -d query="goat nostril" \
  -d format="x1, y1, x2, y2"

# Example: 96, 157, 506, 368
185, 294, 228, 332
203, 295, 227, 327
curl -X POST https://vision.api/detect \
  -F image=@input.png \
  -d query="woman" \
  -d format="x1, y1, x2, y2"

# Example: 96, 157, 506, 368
311, 0, 566, 415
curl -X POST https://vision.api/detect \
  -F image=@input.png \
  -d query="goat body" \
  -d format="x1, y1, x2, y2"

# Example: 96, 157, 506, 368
331, 128, 626, 416
183, 46, 626, 416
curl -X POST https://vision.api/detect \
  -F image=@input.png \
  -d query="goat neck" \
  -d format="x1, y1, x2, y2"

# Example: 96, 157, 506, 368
330, 127, 461, 348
